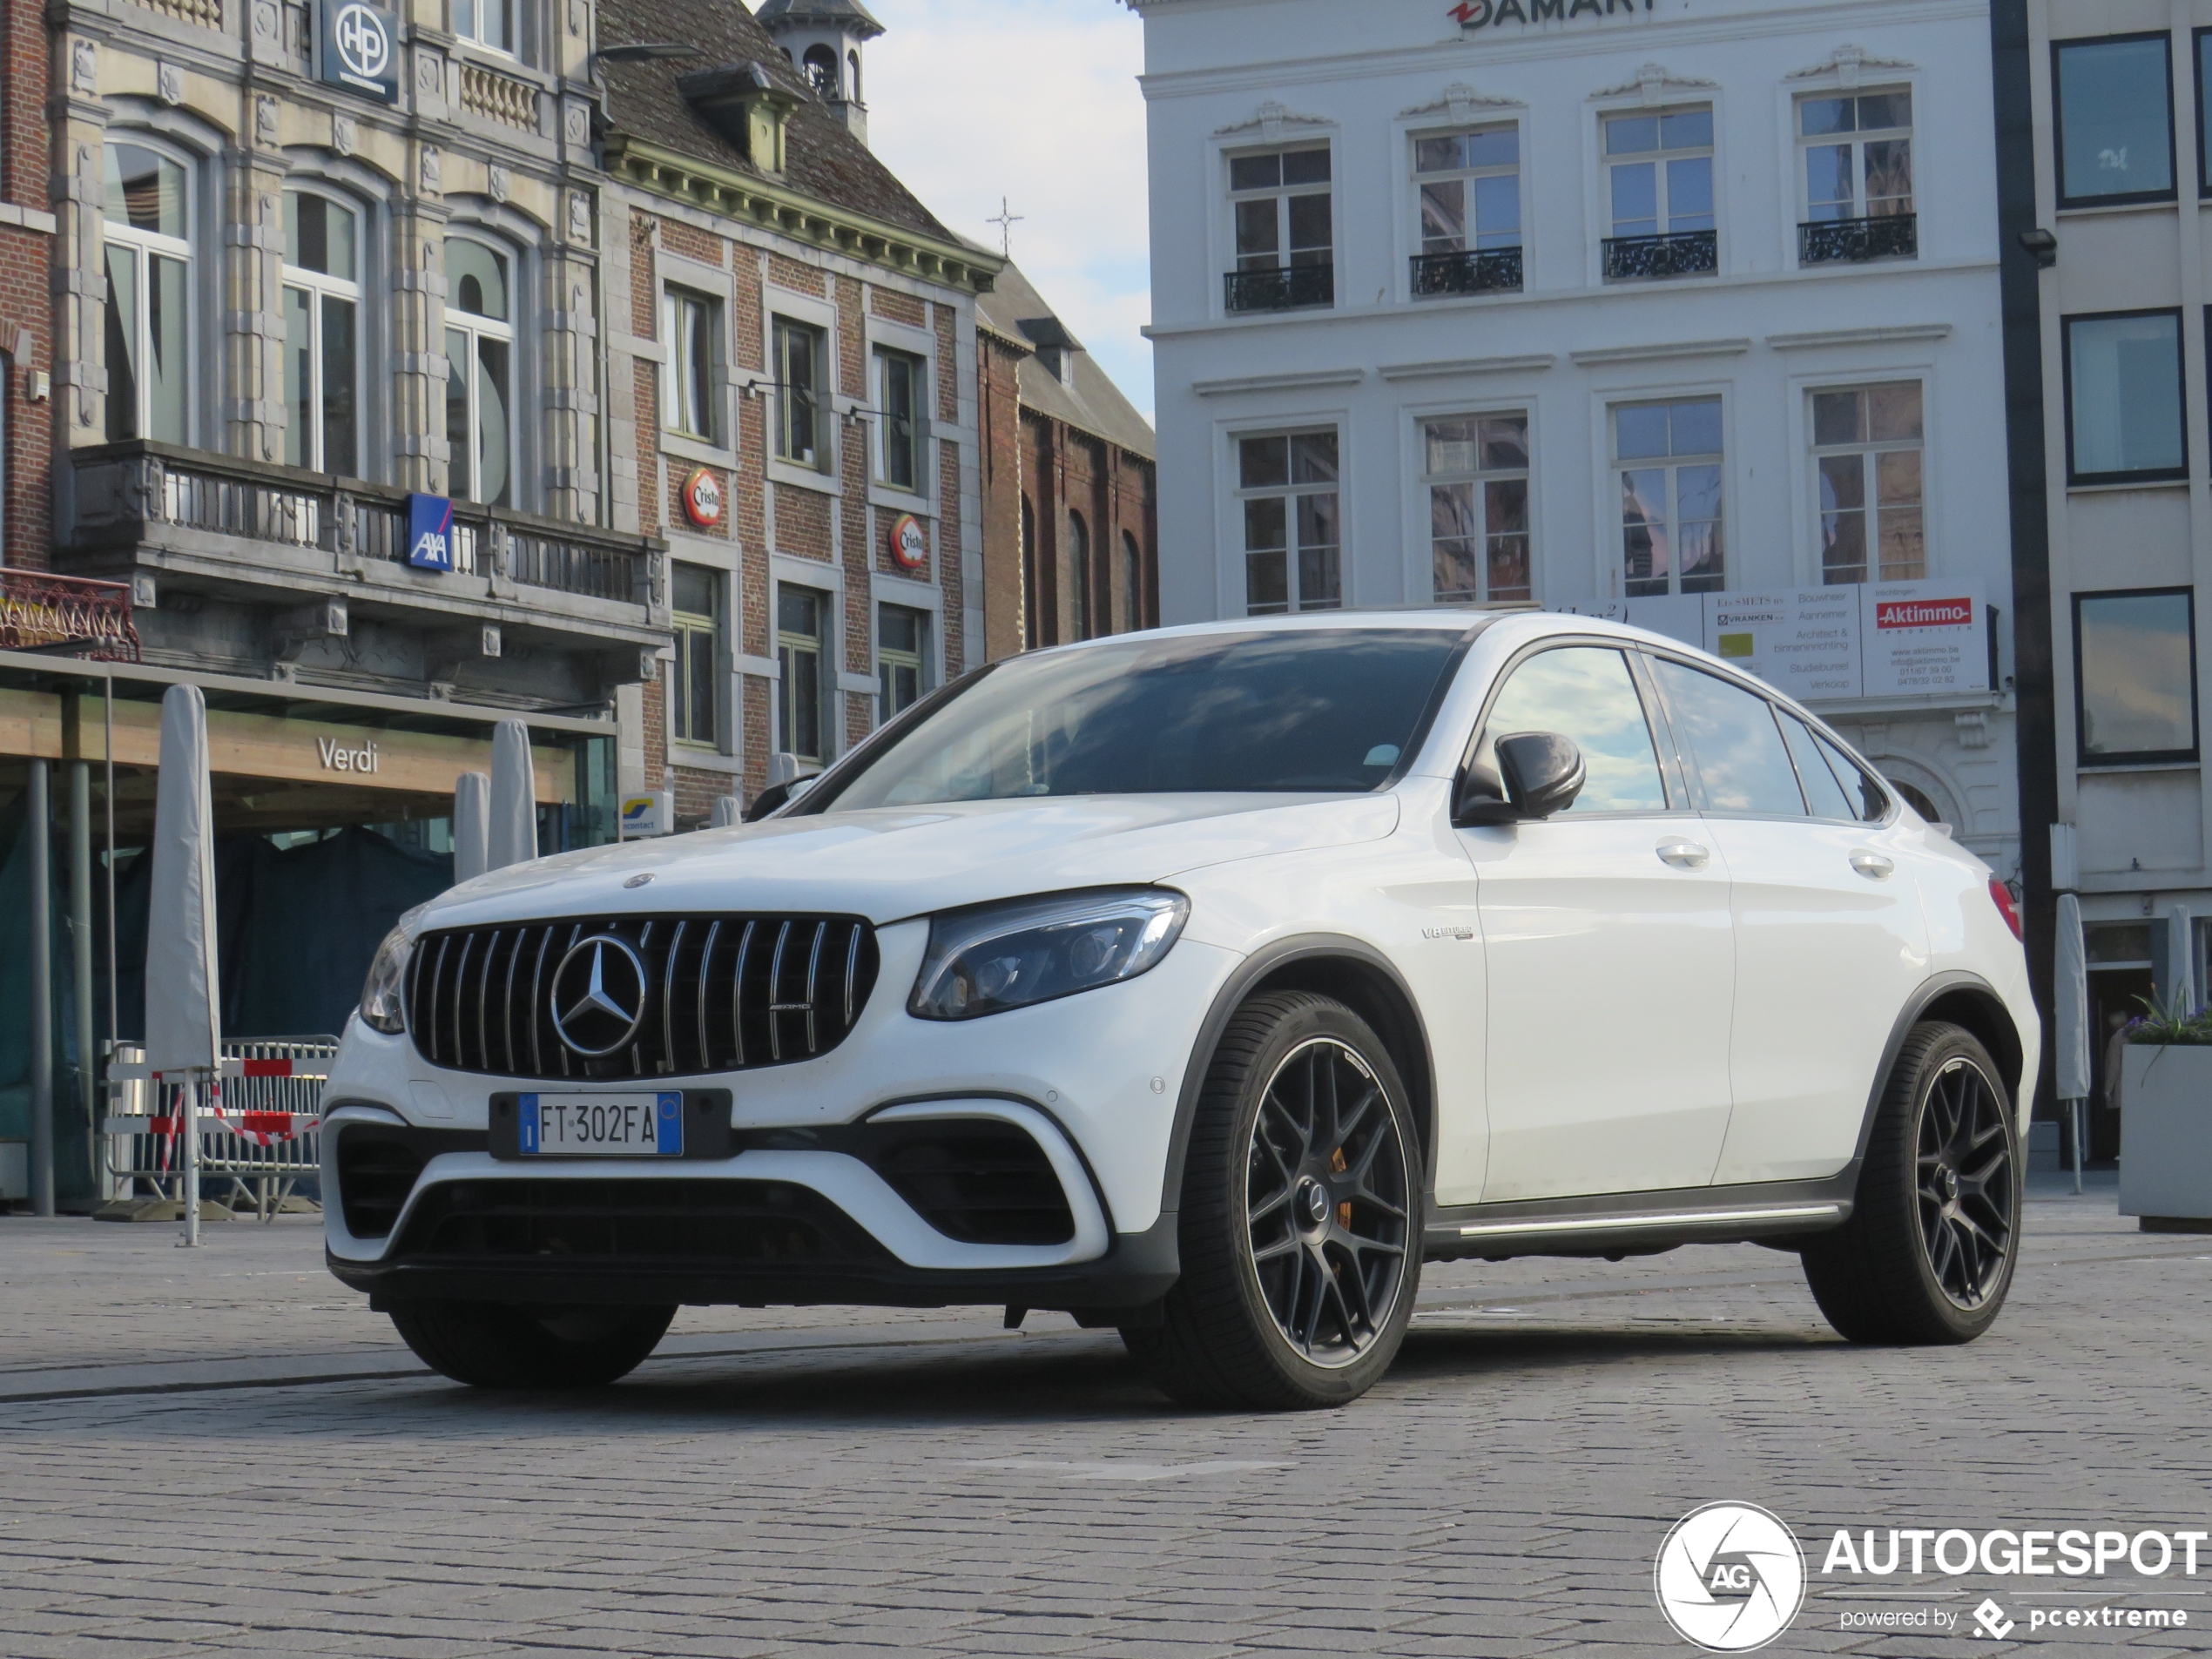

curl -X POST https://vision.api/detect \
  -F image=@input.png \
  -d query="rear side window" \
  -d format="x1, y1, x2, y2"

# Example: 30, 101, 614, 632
1814, 730, 1892, 822
1650, 658, 1807, 816
1779, 714, 1858, 820
1477, 645, 1668, 813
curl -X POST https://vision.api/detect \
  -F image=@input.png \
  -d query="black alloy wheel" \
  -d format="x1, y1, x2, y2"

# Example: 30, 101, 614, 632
1914, 1055, 2016, 1309
1246, 1037, 1412, 1366
1121, 991, 1423, 1410
1801, 1022, 2021, 1345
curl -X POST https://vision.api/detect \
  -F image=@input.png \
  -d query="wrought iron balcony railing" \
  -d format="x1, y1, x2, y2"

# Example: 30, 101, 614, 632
65, 442, 658, 612
1410, 246, 1524, 298
1224, 263, 1336, 314
0, 570, 141, 661
1602, 229, 1719, 281
1799, 212, 1919, 266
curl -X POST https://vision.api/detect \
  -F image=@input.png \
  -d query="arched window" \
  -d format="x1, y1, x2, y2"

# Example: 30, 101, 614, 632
847, 50, 862, 104
804, 44, 840, 98
444, 236, 516, 507
282, 191, 361, 475
1021, 495, 1039, 650
101, 140, 192, 444
1123, 530, 1143, 632
1068, 510, 1091, 640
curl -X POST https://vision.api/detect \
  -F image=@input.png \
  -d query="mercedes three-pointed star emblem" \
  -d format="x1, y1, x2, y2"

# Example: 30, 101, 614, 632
549, 934, 649, 1057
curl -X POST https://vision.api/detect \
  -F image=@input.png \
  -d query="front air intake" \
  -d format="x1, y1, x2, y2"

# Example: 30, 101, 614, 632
407, 914, 880, 1082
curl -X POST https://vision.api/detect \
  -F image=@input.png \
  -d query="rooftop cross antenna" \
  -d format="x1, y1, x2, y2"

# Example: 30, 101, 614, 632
987, 197, 1024, 258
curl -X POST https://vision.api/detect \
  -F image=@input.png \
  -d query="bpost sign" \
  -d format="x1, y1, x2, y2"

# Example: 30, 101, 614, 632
406, 494, 455, 571
1451, 0, 1653, 30
318, 0, 399, 103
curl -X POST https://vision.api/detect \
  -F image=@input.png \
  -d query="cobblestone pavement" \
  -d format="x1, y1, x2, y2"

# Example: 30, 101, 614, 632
3, 1177, 2208, 1658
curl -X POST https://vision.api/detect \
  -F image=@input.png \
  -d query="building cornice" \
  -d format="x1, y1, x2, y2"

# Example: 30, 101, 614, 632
602, 134, 1005, 295
1768, 323, 1953, 350
1570, 338, 1752, 367
1379, 353, 1555, 381
1191, 367, 1366, 395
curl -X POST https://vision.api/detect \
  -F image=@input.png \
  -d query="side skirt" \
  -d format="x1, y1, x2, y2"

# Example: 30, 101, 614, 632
1423, 1168, 1859, 1263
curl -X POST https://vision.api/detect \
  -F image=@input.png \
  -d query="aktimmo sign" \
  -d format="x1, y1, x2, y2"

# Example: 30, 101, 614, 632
1452, 0, 1655, 30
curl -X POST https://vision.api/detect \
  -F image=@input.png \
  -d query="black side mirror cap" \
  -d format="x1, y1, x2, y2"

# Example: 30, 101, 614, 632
1496, 732, 1587, 819
1452, 761, 1520, 826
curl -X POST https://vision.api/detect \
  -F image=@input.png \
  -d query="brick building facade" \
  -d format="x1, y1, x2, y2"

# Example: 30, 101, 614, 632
977, 263, 1157, 662
0, 0, 51, 570
598, 0, 1003, 826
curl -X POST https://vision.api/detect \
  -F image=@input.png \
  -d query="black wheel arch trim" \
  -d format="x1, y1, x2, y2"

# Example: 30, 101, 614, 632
1857, 971, 2027, 1165
1163, 933, 1440, 1217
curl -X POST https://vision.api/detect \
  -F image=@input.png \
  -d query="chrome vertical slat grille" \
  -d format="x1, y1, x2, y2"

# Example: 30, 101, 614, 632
407, 913, 880, 1081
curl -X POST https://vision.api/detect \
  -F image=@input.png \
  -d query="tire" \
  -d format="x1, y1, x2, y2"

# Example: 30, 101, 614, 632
1122, 991, 1422, 1411
389, 1301, 676, 1388
1800, 1022, 2021, 1345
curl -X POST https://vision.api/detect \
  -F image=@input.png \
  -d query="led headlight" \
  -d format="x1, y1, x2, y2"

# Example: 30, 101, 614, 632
909, 888, 1190, 1022
357, 910, 424, 1035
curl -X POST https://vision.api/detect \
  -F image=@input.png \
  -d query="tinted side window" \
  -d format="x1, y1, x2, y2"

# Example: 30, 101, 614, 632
1478, 646, 1668, 813
1780, 713, 1858, 820
1650, 658, 1807, 815
1814, 730, 1891, 822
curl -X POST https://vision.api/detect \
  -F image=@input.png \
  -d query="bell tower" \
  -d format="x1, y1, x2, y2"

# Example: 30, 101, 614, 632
756, 0, 885, 147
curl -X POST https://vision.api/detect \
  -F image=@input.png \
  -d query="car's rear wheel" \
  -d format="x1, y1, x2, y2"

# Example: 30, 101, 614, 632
1122, 991, 1421, 1410
1800, 1022, 2020, 1345
389, 1301, 676, 1388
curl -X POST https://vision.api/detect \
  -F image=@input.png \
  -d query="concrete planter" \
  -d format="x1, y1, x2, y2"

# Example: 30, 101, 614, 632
2119, 1043, 2212, 1229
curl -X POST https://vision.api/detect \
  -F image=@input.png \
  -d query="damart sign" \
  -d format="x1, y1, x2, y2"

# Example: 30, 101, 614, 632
1451, 0, 1656, 33
1562, 577, 1993, 704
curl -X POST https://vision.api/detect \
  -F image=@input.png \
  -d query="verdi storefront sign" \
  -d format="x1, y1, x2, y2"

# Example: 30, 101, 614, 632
1450, 0, 1654, 31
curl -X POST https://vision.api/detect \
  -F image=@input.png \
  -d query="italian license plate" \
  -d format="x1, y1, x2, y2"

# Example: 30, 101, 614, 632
517, 1092, 683, 1157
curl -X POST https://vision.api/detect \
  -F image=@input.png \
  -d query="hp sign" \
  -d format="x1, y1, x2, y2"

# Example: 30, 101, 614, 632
317, 0, 398, 102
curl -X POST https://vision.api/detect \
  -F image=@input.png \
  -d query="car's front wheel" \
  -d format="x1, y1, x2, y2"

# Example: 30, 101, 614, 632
389, 1302, 676, 1388
1122, 991, 1421, 1410
1800, 1022, 2020, 1345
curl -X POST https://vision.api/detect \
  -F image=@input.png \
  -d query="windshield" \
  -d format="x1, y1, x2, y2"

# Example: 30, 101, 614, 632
806, 628, 1472, 812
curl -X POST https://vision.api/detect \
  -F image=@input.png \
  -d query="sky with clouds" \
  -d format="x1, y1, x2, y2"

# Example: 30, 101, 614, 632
861, 0, 1156, 421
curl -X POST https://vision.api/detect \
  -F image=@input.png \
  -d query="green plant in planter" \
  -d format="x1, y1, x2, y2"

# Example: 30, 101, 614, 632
2124, 999, 2212, 1046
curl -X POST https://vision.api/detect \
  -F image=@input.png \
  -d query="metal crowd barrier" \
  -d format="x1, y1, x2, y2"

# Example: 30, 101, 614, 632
102, 1037, 339, 1221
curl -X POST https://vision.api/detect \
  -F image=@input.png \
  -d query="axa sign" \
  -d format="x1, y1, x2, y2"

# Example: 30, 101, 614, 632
407, 494, 456, 572
1452, 0, 1655, 30
318, 0, 399, 103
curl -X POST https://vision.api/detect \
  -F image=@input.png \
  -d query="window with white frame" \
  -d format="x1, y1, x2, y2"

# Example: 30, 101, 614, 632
453, 0, 513, 55
878, 603, 931, 721
671, 563, 721, 749
1615, 398, 1723, 597
443, 237, 516, 507
1226, 145, 1332, 312
774, 316, 827, 470
1603, 107, 1716, 278
101, 140, 192, 445
1425, 413, 1531, 605
778, 584, 828, 763
1412, 125, 1521, 295
1798, 90, 1915, 263
1238, 430, 1340, 616
282, 191, 361, 475
1811, 382, 1924, 585
873, 346, 926, 492
661, 286, 721, 444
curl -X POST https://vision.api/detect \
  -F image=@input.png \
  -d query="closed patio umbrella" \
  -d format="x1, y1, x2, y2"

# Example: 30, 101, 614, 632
453, 771, 490, 885
487, 720, 537, 872
143, 685, 221, 1247
2054, 892, 2092, 1197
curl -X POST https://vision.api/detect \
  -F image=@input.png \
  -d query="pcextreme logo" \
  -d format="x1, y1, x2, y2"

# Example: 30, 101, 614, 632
1654, 1503, 1809, 1652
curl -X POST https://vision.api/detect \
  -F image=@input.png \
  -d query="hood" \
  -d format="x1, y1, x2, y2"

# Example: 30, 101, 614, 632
418, 792, 1401, 930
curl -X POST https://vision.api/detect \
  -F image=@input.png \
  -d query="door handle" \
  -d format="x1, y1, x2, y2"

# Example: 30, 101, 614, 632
1656, 837, 1710, 870
1850, 849, 1896, 880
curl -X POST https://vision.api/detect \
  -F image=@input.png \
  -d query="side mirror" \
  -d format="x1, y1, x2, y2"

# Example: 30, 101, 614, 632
1453, 732, 1586, 826
1498, 732, 1586, 819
